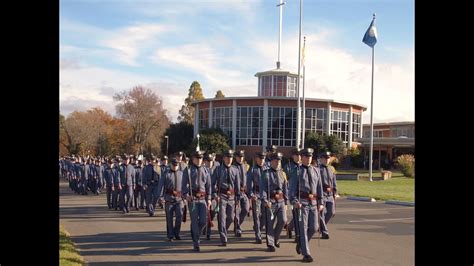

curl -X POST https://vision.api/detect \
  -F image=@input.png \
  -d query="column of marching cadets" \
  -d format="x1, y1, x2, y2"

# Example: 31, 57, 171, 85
59, 145, 337, 263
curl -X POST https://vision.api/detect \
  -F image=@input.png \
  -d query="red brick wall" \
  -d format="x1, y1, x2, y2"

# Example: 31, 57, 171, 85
235, 99, 265, 106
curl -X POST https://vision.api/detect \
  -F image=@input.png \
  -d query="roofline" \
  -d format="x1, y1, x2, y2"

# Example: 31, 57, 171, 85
362, 121, 415, 126
192, 96, 367, 110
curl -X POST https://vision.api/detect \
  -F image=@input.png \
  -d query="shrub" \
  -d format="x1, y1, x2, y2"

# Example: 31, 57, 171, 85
396, 154, 415, 178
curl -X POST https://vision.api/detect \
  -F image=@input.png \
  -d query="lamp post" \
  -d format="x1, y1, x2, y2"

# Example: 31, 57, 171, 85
196, 134, 200, 151
164, 135, 169, 156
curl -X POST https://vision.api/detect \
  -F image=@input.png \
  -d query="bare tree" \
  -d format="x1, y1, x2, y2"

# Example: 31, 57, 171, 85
114, 86, 170, 155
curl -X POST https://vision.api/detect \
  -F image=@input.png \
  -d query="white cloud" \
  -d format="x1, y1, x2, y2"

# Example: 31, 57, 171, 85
60, 65, 187, 121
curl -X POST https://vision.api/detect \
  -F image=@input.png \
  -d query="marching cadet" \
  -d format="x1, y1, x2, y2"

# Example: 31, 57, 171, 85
311, 153, 319, 168
233, 150, 249, 237
265, 145, 278, 168
118, 158, 128, 211
289, 148, 324, 263
161, 155, 169, 174
285, 148, 302, 239
134, 159, 145, 210
158, 158, 185, 241
174, 151, 188, 171
119, 157, 135, 214
211, 150, 241, 247
318, 151, 337, 239
98, 159, 105, 193
182, 150, 212, 252
111, 159, 122, 210
143, 157, 160, 216
261, 152, 288, 252
203, 153, 219, 240
104, 159, 117, 209
89, 159, 100, 195
74, 157, 83, 194
246, 151, 268, 244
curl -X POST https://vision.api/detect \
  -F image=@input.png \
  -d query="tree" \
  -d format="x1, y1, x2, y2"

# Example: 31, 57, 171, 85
305, 132, 326, 153
178, 81, 205, 124
325, 134, 345, 157
60, 113, 80, 155
161, 121, 194, 156
187, 128, 230, 155
114, 86, 170, 155
215, 90, 225, 99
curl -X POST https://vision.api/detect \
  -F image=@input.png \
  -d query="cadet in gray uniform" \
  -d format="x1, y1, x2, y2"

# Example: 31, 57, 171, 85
318, 151, 337, 239
182, 151, 212, 252
158, 158, 185, 241
233, 150, 249, 237
211, 150, 241, 246
104, 159, 116, 209
284, 148, 302, 239
247, 151, 268, 244
112, 159, 122, 210
290, 148, 324, 263
134, 160, 145, 210
143, 157, 160, 216
204, 153, 219, 240
261, 152, 288, 252
175, 151, 188, 172
161, 155, 169, 174
120, 157, 135, 214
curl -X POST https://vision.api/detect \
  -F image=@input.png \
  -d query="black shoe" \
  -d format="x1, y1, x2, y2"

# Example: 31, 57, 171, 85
175, 236, 182, 240
194, 246, 200, 252
256, 239, 262, 244
296, 242, 301, 254
302, 255, 313, 263
236, 232, 242, 237
135, 207, 139, 211
221, 242, 227, 247
267, 246, 276, 252
167, 238, 173, 242
321, 234, 330, 239
206, 235, 210, 240
149, 212, 154, 217
288, 230, 293, 239
275, 241, 280, 248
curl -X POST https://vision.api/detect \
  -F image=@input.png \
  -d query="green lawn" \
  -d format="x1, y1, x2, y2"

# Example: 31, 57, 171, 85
60, 225, 84, 266
336, 174, 414, 202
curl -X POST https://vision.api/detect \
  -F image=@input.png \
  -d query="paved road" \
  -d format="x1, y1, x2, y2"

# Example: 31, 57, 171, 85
60, 181, 414, 265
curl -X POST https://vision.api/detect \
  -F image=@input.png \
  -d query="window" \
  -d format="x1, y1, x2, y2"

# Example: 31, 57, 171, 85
236, 107, 263, 146
198, 109, 209, 129
330, 110, 349, 143
267, 107, 296, 147
352, 113, 361, 140
262, 76, 272, 96
274, 76, 286, 96
287, 77, 296, 97
304, 108, 327, 136
211, 107, 233, 144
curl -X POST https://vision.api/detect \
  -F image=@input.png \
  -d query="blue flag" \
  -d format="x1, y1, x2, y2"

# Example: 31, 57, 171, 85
362, 17, 377, 48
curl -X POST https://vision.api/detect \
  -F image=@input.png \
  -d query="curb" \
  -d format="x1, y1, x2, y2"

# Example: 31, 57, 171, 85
347, 196, 376, 202
385, 200, 415, 207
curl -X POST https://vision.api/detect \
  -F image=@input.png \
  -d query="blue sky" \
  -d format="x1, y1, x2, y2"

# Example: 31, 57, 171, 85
60, 0, 414, 123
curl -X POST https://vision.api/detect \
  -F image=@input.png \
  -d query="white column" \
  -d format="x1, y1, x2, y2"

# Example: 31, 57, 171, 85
232, 99, 237, 150
262, 99, 269, 151
194, 103, 199, 136
326, 102, 331, 135
271, 75, 274, 97
208, 101, 213, 128
360, 111, 363, 137
348, 105, 353, 148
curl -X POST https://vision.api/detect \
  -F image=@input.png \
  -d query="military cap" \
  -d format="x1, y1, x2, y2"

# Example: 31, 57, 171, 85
170, 158, 179, 165
300, 148, 314, 157
176, 151, 184, 157
235, 150, 245, 157
266, 145, 278, 152
255, 151, 267, 159
162, 155, 168, 160
319, 151, 332, 158
270, 152, 283, 161
223, 149, 234, 157
192, 150, 205, 158
291, 148, 302, 155
203, 153, 215, 161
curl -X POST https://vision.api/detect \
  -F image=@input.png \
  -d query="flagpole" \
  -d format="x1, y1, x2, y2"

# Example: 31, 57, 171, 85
301, 36, 306, 148
296, 0, 303, 149
369, 45, 374, 182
